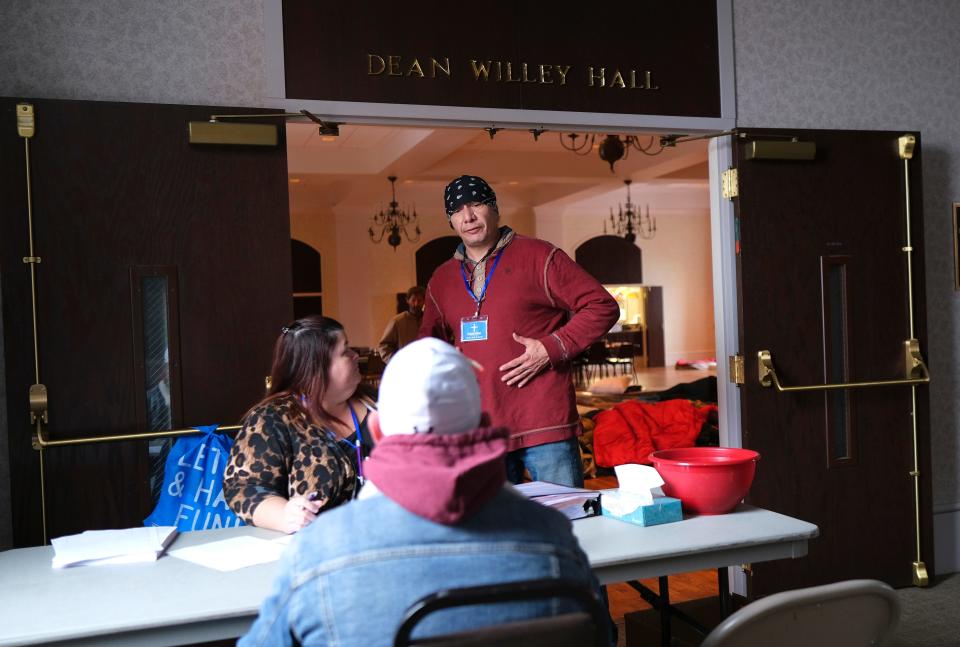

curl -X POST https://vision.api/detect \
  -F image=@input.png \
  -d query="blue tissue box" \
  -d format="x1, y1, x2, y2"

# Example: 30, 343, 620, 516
600, 490, 682, 527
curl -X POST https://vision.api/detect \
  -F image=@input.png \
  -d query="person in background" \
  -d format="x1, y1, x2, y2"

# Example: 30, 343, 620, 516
239, 338, 607, 646
377, 285, 425, 363
224, 316, 374, 534
420, 175, 619, 487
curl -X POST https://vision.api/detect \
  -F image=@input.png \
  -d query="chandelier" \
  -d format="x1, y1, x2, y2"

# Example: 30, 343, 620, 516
369, 176, 420, 250
603, 180, 656, 243
559, 133, 664, 172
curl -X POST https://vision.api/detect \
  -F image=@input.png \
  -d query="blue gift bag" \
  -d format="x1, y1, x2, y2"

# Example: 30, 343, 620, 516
145, 425, 244, 531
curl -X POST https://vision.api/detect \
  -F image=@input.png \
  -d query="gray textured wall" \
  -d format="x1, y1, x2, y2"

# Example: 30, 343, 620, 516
734, 0, 960, 510
0, 0, 957, 539
0, 0, 266, 106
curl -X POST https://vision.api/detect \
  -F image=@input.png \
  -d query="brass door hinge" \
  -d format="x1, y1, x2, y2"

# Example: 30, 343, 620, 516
721, 168, 738, 200
741, 563, 752, 575
729, 354, 745, 385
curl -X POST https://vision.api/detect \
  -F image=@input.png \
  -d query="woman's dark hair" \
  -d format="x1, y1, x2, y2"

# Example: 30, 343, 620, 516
246, 315, 345, 426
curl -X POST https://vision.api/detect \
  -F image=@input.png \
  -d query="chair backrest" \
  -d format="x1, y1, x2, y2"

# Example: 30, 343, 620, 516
701, 579, 900, 647
585, 341, 610, 363
365, 352, 386, 376
393, 578, 607, 647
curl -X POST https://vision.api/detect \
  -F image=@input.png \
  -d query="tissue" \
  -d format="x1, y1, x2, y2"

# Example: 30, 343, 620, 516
614, 464, 664, 505
602, 463, 682, 527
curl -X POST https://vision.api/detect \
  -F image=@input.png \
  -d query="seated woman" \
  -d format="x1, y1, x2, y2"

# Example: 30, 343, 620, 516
224, 315, 374, 533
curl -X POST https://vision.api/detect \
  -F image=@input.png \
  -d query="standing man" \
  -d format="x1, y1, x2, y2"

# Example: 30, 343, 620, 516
377, 285, 425, 363
420, 175, 619, 487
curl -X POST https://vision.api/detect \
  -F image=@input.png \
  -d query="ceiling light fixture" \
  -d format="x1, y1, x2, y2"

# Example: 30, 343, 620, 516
369, 176, 420, 250
603, 179, 656, 243
560, 133, 665, 172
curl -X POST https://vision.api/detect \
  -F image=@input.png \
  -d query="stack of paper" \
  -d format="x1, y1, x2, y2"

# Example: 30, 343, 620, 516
51, 526, 178, 569
513, 481, 602, 520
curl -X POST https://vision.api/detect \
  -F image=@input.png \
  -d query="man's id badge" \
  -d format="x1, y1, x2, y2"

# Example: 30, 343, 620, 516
460, 315, 489, 342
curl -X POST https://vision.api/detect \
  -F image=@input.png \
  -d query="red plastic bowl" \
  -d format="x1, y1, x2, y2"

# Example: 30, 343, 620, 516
649, 447, 760, 515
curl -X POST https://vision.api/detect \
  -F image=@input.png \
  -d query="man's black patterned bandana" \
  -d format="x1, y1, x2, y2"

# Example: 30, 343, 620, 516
443, 175, 497, 218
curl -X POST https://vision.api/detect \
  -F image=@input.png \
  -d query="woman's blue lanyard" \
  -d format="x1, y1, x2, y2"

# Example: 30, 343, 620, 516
347, 405, 364, 482
459, 250, 503, 316
303, 394, 365, 484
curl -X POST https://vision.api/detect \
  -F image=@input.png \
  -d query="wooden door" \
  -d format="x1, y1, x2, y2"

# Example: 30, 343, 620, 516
644, 286, 665, 368
734, 129, 933, 594
0, 98, 292, 546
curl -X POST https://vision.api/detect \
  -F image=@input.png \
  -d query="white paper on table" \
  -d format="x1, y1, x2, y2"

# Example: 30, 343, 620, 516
531, 493, 597, 508
513, 481, 596, 497
513, 481, 601, 520
51, 526, 178, 569
168, 536, 287, 572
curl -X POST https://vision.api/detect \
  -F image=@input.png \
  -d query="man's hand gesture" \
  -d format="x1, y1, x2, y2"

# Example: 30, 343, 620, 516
500, 333, 551, 388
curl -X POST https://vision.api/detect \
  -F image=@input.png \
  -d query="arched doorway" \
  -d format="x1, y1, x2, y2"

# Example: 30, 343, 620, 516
416, 236, 460, 287
291, 239, 322, 318
574, 235, 663, 367
574, 235, 642, 285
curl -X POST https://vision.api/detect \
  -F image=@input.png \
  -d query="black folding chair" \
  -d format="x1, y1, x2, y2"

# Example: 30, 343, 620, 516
394, 578, 608, 647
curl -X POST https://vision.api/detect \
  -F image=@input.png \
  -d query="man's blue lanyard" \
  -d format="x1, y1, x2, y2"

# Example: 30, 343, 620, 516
459, 250, 503, 315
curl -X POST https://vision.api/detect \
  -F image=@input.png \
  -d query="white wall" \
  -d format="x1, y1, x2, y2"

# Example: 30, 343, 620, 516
536, 188, 716, 365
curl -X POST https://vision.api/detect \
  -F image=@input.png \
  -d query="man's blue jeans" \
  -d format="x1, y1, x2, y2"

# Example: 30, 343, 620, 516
506, 437, 584, 488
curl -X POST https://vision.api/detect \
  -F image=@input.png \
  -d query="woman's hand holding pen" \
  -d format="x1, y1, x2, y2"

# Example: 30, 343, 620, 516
283, 492, 320, 534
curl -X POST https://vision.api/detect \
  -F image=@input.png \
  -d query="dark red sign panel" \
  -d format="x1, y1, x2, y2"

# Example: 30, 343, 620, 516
282, 1, 721, 118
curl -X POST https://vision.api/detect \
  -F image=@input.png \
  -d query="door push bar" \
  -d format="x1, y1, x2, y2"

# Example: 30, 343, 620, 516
758, 339, 930, 392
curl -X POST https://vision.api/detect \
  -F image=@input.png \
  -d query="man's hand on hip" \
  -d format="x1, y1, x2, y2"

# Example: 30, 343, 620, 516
500, 333, 551, 387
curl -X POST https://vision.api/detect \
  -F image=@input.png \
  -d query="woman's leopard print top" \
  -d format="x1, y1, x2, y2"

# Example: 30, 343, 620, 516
224, 395, 357, 523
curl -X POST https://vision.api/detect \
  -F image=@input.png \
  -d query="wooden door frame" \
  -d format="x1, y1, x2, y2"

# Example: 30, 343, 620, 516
707, 135, 745, 594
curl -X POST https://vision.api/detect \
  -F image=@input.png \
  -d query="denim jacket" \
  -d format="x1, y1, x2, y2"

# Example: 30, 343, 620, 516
239, 486, 602, 647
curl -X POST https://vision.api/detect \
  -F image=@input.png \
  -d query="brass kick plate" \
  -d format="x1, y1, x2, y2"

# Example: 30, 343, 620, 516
744, 140, 816, 161
188, 121, 278, 146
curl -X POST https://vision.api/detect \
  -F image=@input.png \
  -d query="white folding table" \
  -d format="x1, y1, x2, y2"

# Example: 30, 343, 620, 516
575, 504, 819, 644
0, 505, 816, 646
